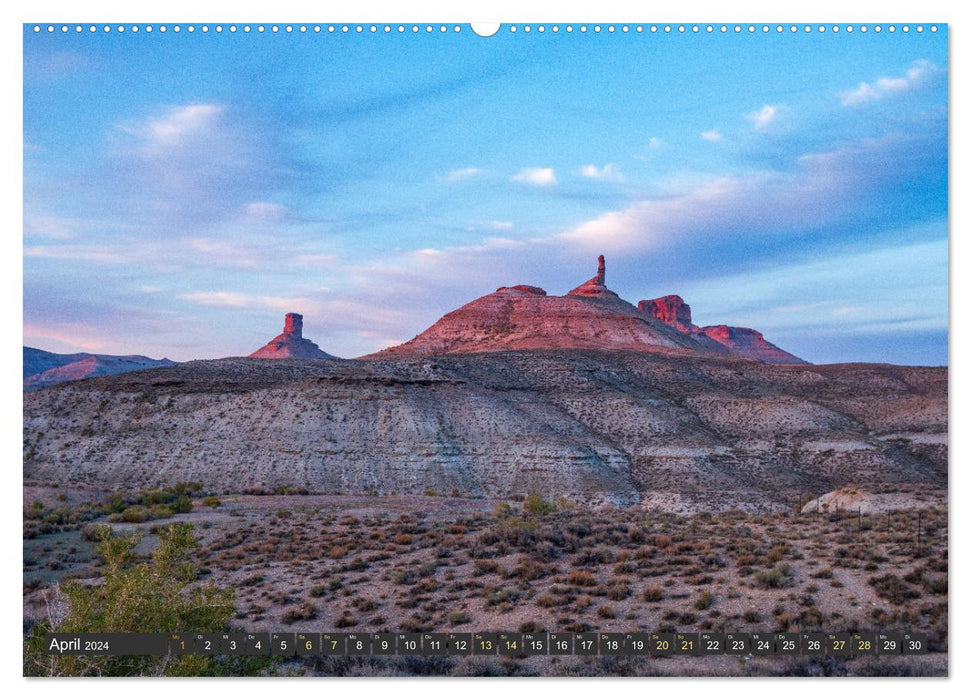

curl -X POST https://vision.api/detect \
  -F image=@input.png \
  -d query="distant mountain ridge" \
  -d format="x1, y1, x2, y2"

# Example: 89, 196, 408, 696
23, 346, 177, 391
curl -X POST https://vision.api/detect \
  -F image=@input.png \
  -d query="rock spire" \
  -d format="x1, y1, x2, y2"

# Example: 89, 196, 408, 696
249, 313, 336, 359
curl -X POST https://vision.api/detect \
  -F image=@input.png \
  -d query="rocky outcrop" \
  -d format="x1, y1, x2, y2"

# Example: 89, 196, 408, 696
249, 313, 337, 360
23, 346, 177, 391
638, 295, 694, 334
638, 294, 807, 364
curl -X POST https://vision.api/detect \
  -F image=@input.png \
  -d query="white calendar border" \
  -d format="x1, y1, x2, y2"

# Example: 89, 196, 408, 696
3, 1, 962, 699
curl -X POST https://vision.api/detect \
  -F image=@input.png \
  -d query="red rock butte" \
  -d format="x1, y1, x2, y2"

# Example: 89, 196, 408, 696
636, 295, 805, 364
249, 312, 337, 359
372, 256, 807, 364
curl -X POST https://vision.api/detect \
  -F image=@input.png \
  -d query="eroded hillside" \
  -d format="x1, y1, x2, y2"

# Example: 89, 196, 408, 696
22, 351, 946, 508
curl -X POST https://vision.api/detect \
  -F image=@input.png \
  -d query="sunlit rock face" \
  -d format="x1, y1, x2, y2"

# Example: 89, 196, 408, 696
249, 313, 337, 359
638, 295, 694, 334
638, 294, 807, 365
371, 256, 703, 358
370, 255, 805, 363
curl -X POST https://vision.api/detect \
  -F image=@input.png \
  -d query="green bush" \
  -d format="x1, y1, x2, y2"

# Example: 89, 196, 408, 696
149, 505, 173, 520
202, 496, 222, 509
81, 523, 108, 542
447, 610, 471, 625
523, 492, 556, 517
755, 565, 791, 589
121, 506, 149, 523
171, 496, 193, 514
24, 522, 235, 677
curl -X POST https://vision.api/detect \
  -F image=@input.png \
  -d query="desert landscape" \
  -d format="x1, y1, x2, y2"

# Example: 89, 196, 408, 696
22, 260, 947, 677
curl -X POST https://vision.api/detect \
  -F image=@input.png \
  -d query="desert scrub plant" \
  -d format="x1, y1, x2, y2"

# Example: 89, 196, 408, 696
606, 578, 632, 601
23, 523, 235, 677
596, 604, 616, 619
868, 574, 919, 605
508, 556, 549, 582
447, 610, 471, 625
479, 516, 537, 549
566, 570, 598, 587
280, 602, 318, 625
754, 565, 791, 589
536, 593, 556, 608
202, 496, 222, 508
119, 505, 150, 523
523, 492, 556, 517
149, 504, 174, 520
642, 586, 664, 602
334, 613, 358, 628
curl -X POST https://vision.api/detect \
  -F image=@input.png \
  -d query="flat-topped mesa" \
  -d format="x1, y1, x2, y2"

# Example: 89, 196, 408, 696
496, 285, 547, 296
639, 294, 808, 365
567, 254, 618, 298
249, 313, 337, 360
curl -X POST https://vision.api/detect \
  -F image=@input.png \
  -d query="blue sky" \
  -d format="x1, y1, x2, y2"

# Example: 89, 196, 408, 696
23, 24, 948, 364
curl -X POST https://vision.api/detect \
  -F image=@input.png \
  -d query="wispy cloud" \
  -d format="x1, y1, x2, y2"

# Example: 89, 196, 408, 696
512, 167, 556, 187
294, 253, 339, 267
746, 104, 779, 130
840, 59, 940, 106
179, 291, 250, 308
23, 323, 109, 352
578, 164, 623, 181
700, 129, 722, 142
677, 239, 946, 337
119, 103, 225, 155
241, 201, 288, 222
180, 291, 318, 313
105, 102, 277, 230
560, 131, 940, 254
24, 245, 125, 262
187, 238, 262, 269
441, 166, 481, 182
23, 212, 81, 240
831, 305, 868, 316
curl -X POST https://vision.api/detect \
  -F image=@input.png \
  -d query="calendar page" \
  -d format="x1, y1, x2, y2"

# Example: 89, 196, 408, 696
22, 21, 948, 678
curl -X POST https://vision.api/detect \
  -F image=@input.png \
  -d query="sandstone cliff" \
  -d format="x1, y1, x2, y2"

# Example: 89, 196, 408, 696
638, 294, 807, 364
